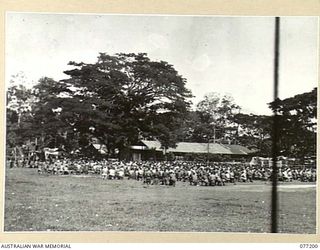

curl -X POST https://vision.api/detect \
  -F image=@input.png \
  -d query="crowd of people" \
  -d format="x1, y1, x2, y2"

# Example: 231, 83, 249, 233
28, 158, 318, 187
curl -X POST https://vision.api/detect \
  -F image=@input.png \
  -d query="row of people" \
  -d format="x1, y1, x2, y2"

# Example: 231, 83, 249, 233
33, 159, 317, 185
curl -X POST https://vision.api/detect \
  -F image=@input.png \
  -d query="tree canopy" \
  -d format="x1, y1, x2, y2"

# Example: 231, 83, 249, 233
179, 93, 241, 143
268, 88, 317, 158
30, 53, 193, 156
5, 54, 317, 161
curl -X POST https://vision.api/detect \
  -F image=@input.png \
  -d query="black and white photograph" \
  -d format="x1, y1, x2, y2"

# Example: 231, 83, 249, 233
4, 13, 318, 233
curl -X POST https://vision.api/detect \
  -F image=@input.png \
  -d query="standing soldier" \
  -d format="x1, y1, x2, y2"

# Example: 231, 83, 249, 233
163, 169, 170, 185
215, 171, 222, 186
220, 171, 226, 186
234, 168, 240, 183
229, 170, 235, 184
152, 168, 160, 185
137, 167, 144, 181
278, 168, 284, 182
190, 170, 198, 186
128, 167, 135, 180
169, 170, 177, 187
311, 169, 316, 182
144, 168, 152, 185
247, 168, 253, 182
209, 171, 216, 186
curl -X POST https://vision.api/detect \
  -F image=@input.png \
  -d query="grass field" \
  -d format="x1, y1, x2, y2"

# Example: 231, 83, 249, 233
4, 168, 316, 233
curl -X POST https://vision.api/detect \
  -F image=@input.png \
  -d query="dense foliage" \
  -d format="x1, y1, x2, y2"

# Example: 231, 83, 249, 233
7, 53, 193, 157
268, 88, 317, 158
6, 54, 317, 160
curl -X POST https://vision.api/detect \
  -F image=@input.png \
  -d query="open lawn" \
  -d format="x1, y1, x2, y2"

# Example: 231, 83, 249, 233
4, 168, 316, 233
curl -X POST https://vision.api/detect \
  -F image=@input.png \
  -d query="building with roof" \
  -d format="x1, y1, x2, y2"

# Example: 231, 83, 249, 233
129, 140, 255, 161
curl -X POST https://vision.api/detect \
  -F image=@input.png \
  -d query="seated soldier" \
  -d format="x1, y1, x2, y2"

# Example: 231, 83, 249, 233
292, 170, 298, 180
117, 168, 125, 180
37, 162, 43, 174
215, 172, 222, 186
278, 170, 283, 181
287, 169, 293, 182
201, 174, 210, 186
190, 171, 198, 186
109, 168, 116, 180
262, 170, 269, 181
240, 172, 247, 182
209, 172, 216, 186
101, 167, 108, 180
311, 170, 317, 182
306, 169, 312, 182
225, 171, 230, 183
282, 169, 290, 182
128, 168, 135, 180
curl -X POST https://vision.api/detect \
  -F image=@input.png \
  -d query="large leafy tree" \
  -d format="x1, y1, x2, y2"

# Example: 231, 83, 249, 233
6, 76, 35, 161
31, 77, 72, 149
32, 53, 193, 156
231, 113, 272, 156
193, 93, 241, 143
268, 88, 317, 159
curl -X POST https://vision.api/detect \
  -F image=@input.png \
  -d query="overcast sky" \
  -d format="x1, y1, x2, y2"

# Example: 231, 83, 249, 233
5, 13, 319, 115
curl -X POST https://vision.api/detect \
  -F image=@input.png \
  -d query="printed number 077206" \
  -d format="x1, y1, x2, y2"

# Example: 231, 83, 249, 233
300, 244, 318, 248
